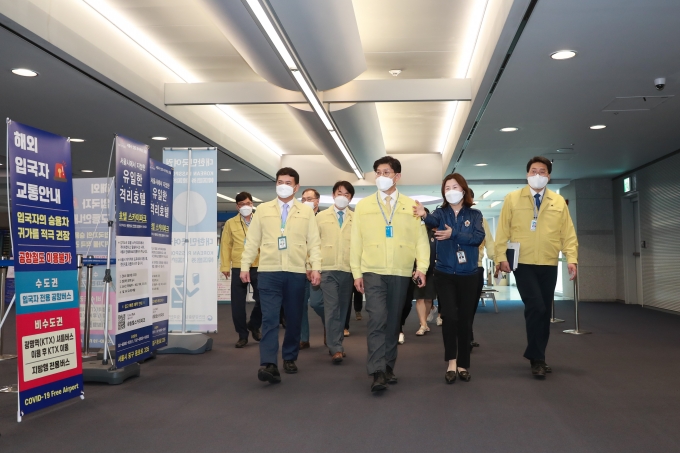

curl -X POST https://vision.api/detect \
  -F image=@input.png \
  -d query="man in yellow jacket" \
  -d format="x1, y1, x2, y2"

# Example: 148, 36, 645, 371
317, 180, 355, 363
241, 168, 322, 384
351, 156, 430, 392
495, 156, 578, 378
220, 191, 261, 348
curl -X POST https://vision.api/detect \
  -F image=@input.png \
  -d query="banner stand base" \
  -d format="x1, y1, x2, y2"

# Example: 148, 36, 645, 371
563, 329, 592, 335
0, 384, 18, 393
95, 350, 156, 363
0, 354, 17, 362
550, 318, 565, 324
82, 361, 140, 385
82, 352, 98, 362
156, 333, 213, 355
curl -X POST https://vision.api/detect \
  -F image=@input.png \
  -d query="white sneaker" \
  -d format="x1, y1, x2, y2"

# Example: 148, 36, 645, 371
416, 325, 429, 336
398, 332, 405, 344
436, 316, 443, 326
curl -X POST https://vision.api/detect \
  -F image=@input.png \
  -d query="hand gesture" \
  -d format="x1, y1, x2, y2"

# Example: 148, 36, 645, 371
354, 278, 365, 294
412, 200, 427, 218
240, 271, 251, 283
434, 224, 452, 240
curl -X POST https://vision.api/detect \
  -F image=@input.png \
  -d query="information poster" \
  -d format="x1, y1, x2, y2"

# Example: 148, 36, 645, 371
73, 177, 116, 349
149, 159, 172, 351
163, 149, 217, 332
115, 135, 152, 366
7, 120, 83, 417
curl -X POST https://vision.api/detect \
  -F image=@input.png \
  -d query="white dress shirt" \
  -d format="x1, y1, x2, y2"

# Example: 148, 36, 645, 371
530, 187, 546, 203
379, 188, 399, 211
334, 206, 348, 223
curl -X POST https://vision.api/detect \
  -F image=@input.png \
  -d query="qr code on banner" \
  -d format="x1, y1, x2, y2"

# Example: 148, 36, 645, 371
118, 314, 125, 331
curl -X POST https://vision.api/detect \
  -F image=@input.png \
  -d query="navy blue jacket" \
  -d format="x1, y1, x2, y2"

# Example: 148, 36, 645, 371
423, 205, 485, 276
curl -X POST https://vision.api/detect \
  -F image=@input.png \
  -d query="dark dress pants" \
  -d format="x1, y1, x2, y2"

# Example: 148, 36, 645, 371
345, 287, 364, 329
258, 271, 307, 366
231, 267, 262, 340
471, 267, 485, 341
400, 278, 416, 328
434, 271, 478, 368
513, 264, 558, 361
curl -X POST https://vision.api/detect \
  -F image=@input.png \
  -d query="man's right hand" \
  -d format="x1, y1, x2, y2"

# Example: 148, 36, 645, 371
240, 271, 250, 283
354, 278, 364, 294
499, 261, 512, 273
222, 271, 230, 279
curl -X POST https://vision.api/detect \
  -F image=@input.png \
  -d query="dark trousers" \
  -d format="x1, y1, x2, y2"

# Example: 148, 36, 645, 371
321, 271, 354, 354
363, 273, 410, 375
434, 271, 478, 368
400, 278, 416, 328
513, 264, 558, 361
471, 267, 485, 341
258, 271, 307, 366
230, 267, 262, 340
345, 288, 364, 329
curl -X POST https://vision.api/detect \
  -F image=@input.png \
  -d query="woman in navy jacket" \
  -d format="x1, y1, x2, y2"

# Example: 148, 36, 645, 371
414, 173, 485, 384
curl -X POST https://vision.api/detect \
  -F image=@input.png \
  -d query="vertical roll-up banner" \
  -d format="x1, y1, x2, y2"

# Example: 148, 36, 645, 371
163, 149, 218, 332
115, 136, 152, 366
74, 177, 116, 350
7, 119, 83, 419
149, 159, 173, 350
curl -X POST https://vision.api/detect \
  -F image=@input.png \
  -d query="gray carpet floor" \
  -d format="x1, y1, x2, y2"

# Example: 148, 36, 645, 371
1, 299, 680, 453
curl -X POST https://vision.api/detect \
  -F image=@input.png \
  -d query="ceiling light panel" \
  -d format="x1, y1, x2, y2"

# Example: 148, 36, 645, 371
500, 127, 518, 132
550, 50, 577, 60
481, 190, 494, 199
217, 193, 236, 202
590, 125, 606, 130
490, 201, 501, 208
12, 68, 39, 77
244, 0, 297, 70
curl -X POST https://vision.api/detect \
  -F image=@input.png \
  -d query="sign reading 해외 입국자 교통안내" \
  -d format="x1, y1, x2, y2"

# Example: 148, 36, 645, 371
149, 159, 173, 351
7, 119, 83, 418
115, 135, 153, 367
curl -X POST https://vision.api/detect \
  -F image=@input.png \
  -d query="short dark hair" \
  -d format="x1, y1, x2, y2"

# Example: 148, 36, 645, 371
526, 156, 552, 174
276, 167, 299, 185
302, 188, 320, 199
373, 156, 401, 173
235, 192, 252, 204
441, 173, 474, 209
332, 181, 355, 199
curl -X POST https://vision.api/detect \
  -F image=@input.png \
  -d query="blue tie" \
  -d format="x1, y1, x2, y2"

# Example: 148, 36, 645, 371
338, 210, 344, 227
534, 193, 542, 212
281, 203, 289, 224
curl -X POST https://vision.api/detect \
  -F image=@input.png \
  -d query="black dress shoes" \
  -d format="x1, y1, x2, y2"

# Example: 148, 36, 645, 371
531, 361, 546, 378
249, 326, 262, 342
283, 360, 298, 374
371, 371, 387, 392
235, 338, 248, 348
457, 369, 471, 382
385, 365, 398, 384
471, 341, 480, 348
299, 341, 310, 350
542, 363, 552, 373
258, 364, 281, 383
445, 371, 457, 384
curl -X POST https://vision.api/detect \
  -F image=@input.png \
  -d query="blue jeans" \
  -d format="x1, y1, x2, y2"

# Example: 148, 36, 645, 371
257, 272, 307, 366
300, 281, 325, 342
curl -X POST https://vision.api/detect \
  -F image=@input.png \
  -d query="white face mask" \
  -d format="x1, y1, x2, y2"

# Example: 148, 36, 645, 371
445, 190, 464, 205
334, 195, 350, 209
376, 175, 395, 192
238, 205, 253, 217
303, 201, 316, 210
276, 184, 295, 199
527, 174, 549, 190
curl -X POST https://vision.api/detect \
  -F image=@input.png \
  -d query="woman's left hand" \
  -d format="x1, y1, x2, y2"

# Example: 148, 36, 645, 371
434, 224, 452, 240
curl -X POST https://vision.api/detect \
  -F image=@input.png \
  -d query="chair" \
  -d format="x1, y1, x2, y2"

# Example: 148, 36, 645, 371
479, 289, 499, 313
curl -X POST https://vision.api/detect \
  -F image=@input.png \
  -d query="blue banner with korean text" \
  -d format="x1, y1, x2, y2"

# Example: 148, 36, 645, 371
7, 119, 83, 418
149, 159, 172, 351
114, 135, 152, 366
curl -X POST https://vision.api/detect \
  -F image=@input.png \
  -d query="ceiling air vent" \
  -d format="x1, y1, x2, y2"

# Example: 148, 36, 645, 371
602, 96, 672, 112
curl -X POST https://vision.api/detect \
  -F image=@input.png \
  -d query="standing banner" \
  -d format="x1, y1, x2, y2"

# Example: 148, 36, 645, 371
7, 119, 83, 418
115, 135, 152, 366
163, 149, 218, 332
74, 177, 116, 350
149, 159, 173, 350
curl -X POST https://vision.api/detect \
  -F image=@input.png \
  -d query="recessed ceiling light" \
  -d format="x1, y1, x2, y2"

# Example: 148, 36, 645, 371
590, 125, 606, 130
216, 193, 236, 202
389, 69, 402, 77
252, 196, 263, 202
550, 50, 577, 60
474, 163, 488, 167
70, 138, 85, 143
151, 136, 168, 141
81, 170, 94, 173
490, 201, 502, 208
481, 190, 494, 199
12, 68, 38, 77
500, 127, 519, 132
220, 168, 232, 172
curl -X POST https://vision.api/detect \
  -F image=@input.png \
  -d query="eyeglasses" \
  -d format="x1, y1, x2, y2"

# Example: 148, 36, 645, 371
300, 196, 318, 202
375, 170, 394, 177
528, 169, 548, 176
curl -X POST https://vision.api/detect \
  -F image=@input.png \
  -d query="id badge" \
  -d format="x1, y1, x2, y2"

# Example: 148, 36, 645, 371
457, 250, 467, 264
278, 236, 287, 250
385, 225, 394, 238
530, 219, 537, 231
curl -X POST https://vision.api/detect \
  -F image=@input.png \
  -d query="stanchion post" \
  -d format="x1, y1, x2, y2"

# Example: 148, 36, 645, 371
563, 275, 591, 335
0, 255, 17, 361
83, 255, 96, 357
102, 220, 114, 366
550, 298, 564, 323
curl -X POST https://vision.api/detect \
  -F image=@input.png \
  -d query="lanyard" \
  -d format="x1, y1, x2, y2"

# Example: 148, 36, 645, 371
376, 192, 399, 225
239, 215, 248, 236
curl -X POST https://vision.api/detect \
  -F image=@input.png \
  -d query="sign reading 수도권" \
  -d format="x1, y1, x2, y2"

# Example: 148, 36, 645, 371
149, 159, 173, 350
115, 135, 152, 366
163, 149, 217, 332
7, 119, 83, 418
